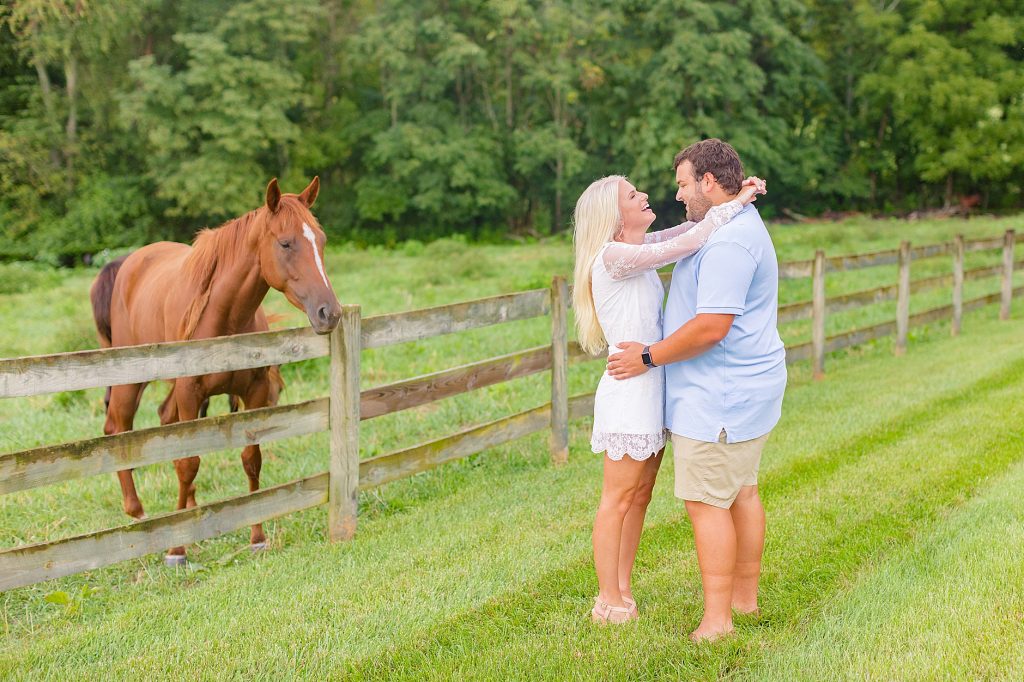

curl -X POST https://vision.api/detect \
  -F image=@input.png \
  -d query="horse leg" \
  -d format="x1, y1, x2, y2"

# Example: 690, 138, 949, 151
239, 444, 265, 550
241, 378, 272, 551
165, 382, 203, 565
105, 383, 148, 520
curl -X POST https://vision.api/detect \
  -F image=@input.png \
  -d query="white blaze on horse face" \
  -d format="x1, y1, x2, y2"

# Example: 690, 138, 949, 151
302, 223, 330, 290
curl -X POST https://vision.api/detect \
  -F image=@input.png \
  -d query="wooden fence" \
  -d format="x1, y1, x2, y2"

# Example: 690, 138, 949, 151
0, 230, 1017, 591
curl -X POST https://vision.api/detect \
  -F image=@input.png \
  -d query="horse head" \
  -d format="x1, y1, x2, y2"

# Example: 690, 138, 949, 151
259, 177, 342, 335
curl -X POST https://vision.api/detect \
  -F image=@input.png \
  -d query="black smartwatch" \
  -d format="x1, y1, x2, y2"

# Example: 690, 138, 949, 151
641, 345, 657, 368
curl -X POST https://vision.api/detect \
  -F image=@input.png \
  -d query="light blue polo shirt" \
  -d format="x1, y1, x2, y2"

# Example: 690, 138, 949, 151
664, 204, 787, 444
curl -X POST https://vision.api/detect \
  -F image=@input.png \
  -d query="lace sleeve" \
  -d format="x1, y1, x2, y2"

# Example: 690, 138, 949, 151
601, 200, 744, 281
644, 221, 695, 244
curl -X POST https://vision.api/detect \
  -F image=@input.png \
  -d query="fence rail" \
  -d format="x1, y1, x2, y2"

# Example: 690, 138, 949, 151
0, 328, 328, 399
0, 399, 328, 496
778, 258, 1024, 323
0, 231, 1018, 591
361, 288, 549, 349
777, 235, 1006, 279
0, 473, 330, 591
786, 284, 1024, 362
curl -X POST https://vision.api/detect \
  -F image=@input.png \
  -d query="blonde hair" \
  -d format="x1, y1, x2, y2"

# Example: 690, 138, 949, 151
572, 175, 624, 355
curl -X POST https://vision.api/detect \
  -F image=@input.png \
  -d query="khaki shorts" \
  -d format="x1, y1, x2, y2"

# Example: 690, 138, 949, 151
671, 430, 770, 509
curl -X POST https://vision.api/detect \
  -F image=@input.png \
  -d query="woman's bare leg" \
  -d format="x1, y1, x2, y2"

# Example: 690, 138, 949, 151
593, 454, 646, 607
617, 450, 664, 603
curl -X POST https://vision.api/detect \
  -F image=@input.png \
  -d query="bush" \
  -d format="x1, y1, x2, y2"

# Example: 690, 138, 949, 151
35, 174, 153, 264
420, 238, 492, 284
0, 262, 63, 294
400, 239, 425, 257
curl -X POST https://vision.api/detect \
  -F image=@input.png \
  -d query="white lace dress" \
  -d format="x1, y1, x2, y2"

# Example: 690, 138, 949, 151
590, 200, 744, 461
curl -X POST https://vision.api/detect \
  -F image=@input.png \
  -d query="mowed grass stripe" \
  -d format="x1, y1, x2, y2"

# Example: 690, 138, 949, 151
746, 459, 1024, 681
338, 331, 1024, 680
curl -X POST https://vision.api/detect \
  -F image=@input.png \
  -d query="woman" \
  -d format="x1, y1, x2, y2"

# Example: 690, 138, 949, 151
573, 174, 764, 624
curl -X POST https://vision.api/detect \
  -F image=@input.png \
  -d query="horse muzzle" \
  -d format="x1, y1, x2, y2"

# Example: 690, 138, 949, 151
307, 299, 342, 335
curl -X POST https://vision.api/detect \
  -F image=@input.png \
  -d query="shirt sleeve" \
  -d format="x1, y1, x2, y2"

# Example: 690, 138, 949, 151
601, 200, 744, 281
695, 241, 758, 315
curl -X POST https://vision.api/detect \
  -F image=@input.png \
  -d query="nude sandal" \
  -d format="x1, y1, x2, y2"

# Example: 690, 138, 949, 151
591, 597, 636, 624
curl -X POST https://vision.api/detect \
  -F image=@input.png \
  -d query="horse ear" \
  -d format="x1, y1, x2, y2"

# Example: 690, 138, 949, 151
298, 176, 320, 208
266, 178, 281, 213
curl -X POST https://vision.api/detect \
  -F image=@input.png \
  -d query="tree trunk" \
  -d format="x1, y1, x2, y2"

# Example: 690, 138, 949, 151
504, 29, 514, 129
323, 2, 339, 100
872, 111, 888, 210
64, 53, 79, 191
553, 86, 563, 233
34, 56, 61, 167
555, 154, 563, 234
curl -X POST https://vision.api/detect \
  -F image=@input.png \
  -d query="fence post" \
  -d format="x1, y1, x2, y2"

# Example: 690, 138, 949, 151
328, 304, 361, 542
952, 234, 964, 336
895, 240, 911, 356
812, 249, 826, 379
1001, 229, 1016, 321
549, 275, 569, 465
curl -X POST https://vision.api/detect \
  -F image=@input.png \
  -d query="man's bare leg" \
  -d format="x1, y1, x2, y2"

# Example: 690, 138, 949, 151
685, 500, 736, 642
730, 485, 765, 614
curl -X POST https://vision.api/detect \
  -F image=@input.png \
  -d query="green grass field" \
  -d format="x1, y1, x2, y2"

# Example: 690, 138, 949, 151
1, 213, 1023, 680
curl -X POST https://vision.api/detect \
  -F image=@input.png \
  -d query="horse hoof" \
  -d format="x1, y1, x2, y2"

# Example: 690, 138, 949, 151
164, 554, 187, 567
250, 542, 267, 553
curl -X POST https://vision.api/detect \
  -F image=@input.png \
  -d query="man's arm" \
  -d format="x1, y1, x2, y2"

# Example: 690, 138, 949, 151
607, 239, 757, 379
606, 314, 734, 379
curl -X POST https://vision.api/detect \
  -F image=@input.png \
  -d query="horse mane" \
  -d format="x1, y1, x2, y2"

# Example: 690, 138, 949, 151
179, 208, 267, 339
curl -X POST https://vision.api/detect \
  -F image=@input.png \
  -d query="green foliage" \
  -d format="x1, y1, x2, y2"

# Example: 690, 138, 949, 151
120, 0, 323, 225
0, 261, 63, 293
42, 584, 100, 619
0, 0, 1022, 259
860, 4, 1024, 194
46, 174, 152, 261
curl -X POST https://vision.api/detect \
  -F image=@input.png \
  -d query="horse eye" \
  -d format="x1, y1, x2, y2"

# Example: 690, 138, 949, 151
278, 240, 292, 250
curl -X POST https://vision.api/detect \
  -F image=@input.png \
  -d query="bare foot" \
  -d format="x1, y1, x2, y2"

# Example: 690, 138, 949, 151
732, 603, 760, 616
689, 622, 735, 643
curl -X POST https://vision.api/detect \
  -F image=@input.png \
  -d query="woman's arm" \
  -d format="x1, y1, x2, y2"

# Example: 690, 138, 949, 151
601, 199, 744, 281
644, 221, 695, 244
641, 176, 764, 245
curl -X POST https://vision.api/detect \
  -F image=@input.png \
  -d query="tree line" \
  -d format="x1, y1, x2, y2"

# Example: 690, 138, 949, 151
1, 0, 1021, 262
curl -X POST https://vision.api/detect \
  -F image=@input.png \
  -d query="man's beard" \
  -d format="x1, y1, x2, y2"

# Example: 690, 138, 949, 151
685, 189, 714, 222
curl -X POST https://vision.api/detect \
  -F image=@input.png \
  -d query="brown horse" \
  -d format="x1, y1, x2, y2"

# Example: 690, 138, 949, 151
90, 177, 341, 565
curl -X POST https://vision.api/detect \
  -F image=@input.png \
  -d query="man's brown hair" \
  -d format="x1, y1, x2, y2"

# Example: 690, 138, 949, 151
673, 138, 744, 194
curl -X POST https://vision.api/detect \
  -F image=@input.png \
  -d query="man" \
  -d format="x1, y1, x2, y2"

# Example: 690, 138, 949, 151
607, 138, 787, 642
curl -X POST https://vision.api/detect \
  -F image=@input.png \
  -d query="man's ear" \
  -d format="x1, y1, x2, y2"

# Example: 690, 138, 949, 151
700, 172, 717, 193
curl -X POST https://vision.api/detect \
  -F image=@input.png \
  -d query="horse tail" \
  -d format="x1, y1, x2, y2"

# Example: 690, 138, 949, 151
90, 254, 129, 348
158, 386, 178, 423
267, 366, 285, 405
